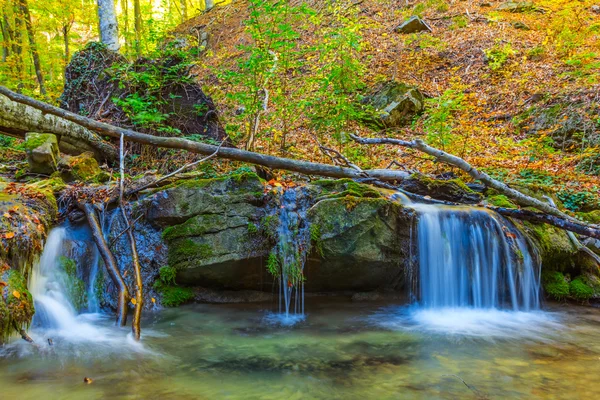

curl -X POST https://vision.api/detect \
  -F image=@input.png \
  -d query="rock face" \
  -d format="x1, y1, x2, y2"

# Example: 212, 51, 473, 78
394, 16, 432, 34
367, 82, 425, 128
400, 173, 483, 203
24, 132, 59, 174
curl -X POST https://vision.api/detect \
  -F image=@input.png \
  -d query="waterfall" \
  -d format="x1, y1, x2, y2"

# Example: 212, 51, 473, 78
29, 227, 110, 341
271, 188, 310, 322
411, 203, 541, 311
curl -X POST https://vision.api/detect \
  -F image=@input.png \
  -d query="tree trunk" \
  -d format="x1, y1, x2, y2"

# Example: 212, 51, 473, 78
4, 85, 600, 241
18, 0, 45, 96
97, 0, 120, 52
62, 24, 69, 81
133, 0, 141, 57
81, 202, 130, 326
0, 90, 118, 161
181, 0, 188, 22
0, 17, 9, 62
121, 0, 129, 56
11, 1, 24, 91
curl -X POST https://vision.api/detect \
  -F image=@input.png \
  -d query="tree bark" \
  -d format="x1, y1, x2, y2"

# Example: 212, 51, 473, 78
4, 86, 600, 240
133, 0, 142, 57
18, 0, 45, 96
0, 17, 9, 62
350, 134, 590, 226
81, 202, 130, 326
0, 86, 409, 182
97, 0, 120, 52
0, 91, 118, 161
181, 0, 188, 22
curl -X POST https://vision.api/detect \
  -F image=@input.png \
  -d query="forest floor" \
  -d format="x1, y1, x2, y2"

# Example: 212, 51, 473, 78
175, 0, 600, 208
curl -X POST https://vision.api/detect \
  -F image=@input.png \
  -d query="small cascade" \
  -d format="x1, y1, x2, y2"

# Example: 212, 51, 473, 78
411, 203, 541, 310
272, 188, 310, 320
392, 192, 541, 311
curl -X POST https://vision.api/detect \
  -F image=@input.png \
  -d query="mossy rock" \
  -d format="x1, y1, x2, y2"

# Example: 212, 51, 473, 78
366, 81, 425, 128
542, 271, 569, 301
1, 269, 35, 343
576, 210, 600, 224
305, 196, 414, 291
58, 256, 88, 312
487, 194, 518, 209
400, 173, 482, 203
312, 178, 382, 200
24, 132, 59, 175
59, 151, 108, 183
154, 283, 194, 307
522, 222, 576, 271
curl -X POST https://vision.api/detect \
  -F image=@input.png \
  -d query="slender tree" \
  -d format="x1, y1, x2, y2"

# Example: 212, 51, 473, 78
18, 0, 46, 96
133, 0, 141, 56
97, 0, 120, 51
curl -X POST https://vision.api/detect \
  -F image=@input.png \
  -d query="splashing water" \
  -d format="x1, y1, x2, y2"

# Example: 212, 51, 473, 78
274, 188, 309, 322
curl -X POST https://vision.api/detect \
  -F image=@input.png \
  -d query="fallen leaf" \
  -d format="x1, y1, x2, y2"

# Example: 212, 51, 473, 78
131, 298, 137, 305
0, 281, 6, 287
83, 377, 93, 384
3, 213, 11, 219
4, 232, 15, 239
12, 291, 20, 299
151, 297, 156, 303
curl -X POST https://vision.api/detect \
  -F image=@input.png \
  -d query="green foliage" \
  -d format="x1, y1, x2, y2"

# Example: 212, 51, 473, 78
158, 265, 177, 286
542, 271, 569, 301
485, 42, 516, 71
310, 224, 323, 257
422, 88, 465, 149
487, 194, 518, 209
266, 251, 280, 277
569, 276, 594, 302
58, 256, 87, 312
557, 188, 599, 212
0, 136, 16, 148
247, 222, 258, 235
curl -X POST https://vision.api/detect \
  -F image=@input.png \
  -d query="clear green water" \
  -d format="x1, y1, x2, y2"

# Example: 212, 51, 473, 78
1, 299, 599, 399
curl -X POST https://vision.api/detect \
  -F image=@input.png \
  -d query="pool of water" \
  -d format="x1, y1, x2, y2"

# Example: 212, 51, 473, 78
1, 299, 599, 399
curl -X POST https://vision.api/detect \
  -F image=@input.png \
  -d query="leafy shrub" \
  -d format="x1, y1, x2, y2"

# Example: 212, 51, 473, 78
542, 271, 569, 301
485, 43, 516, 71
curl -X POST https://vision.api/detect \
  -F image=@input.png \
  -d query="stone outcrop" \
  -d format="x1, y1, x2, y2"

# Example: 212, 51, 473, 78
394, 16, 432, 34
366, 81, 425, 128
24, 132, 59, 174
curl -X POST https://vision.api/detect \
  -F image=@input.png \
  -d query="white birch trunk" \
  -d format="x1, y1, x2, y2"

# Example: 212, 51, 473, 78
97, 0, 120, 51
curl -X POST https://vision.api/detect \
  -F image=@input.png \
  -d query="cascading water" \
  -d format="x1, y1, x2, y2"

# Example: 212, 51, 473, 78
269, 188, 310, 323
413, 204, 541, 311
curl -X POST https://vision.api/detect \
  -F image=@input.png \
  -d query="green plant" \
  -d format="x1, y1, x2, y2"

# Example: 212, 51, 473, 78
266, 251, 280, 277
557, 188, 599, 211
542, 271, 569, 301
422, 88, 465, 150
569, 276, 594, 302
485, 42, 516, 71
158, 265, 177, 286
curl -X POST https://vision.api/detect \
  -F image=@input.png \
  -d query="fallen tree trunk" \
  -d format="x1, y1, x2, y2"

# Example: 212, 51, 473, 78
3, 86, 600, 240
350, 134, 592, 227
81, 202, 130, 326
0, 92, 118, 162
0, 86, 408, 182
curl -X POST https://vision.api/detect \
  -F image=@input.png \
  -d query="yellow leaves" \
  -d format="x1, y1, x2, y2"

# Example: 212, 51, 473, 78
3, 232, 15, 239
12, 290, 20, 299
151, 297, 156, 304
2, 213, 11, 219
131, 298, 137, 305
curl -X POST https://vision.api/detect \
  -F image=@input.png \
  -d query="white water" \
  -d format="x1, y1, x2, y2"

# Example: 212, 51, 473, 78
25, 228, 145, 352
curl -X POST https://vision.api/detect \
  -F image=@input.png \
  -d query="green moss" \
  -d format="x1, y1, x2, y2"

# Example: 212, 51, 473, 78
313, 178, 382, 199
247, 222, 258, 235
309, 224, 323, 257
22, 133, 55, 151
487, 194, 518, 209
58, 256, 88, 312
169, 172, 261, 191
167, 238, 213, 265
569, 276, 594, 302
408, 173, 480, 200
542, 271, 569, 301
576, 210, 600, 224
261, 214, 280, 242
158, 265, 177, 285
67, 152, 103, 182
154, 284, 194, 307
163, 215, 224, 240
1, 269, 35, 343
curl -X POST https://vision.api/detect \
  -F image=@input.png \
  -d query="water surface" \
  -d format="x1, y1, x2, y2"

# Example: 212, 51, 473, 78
1, 299, 599, 399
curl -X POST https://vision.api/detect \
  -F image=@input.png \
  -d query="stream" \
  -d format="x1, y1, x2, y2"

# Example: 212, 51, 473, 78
1, 300, 600, 399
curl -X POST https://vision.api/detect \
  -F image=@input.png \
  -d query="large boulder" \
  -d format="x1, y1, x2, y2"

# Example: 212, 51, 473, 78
306, 197, 414, 291
400, 173, 483, 203
366, 82, 425, 128
24, 132, 59, 174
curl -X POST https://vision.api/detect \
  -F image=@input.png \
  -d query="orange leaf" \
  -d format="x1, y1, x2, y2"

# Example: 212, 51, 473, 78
12, 290, 20, 299
151, 297, 156, 303
4, 232, 15, 239
131, 298, 137, 305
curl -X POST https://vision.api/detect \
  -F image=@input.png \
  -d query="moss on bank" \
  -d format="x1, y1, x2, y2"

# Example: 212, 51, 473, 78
487, 194, 518, 209
542, 271, 570, 301
58, 256, 88, 312
153, 265, 194, 307
1, 269, 35, 342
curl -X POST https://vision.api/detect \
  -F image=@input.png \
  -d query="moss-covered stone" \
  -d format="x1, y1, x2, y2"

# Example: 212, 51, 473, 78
24, 132, 59, 174
312, 178, 382, 200
542, 270, 569, 301
400, 173, 482, 203
58, 256, 88, 312
59, 151, 107, 183
487, 194, 518, 209
154, 283, 194, 307
522, 222, 576, 271
1, 269, 35, 343
576, 210, 600, 224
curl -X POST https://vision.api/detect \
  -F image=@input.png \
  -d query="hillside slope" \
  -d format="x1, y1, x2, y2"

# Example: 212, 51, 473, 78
175, 0, 600, 204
